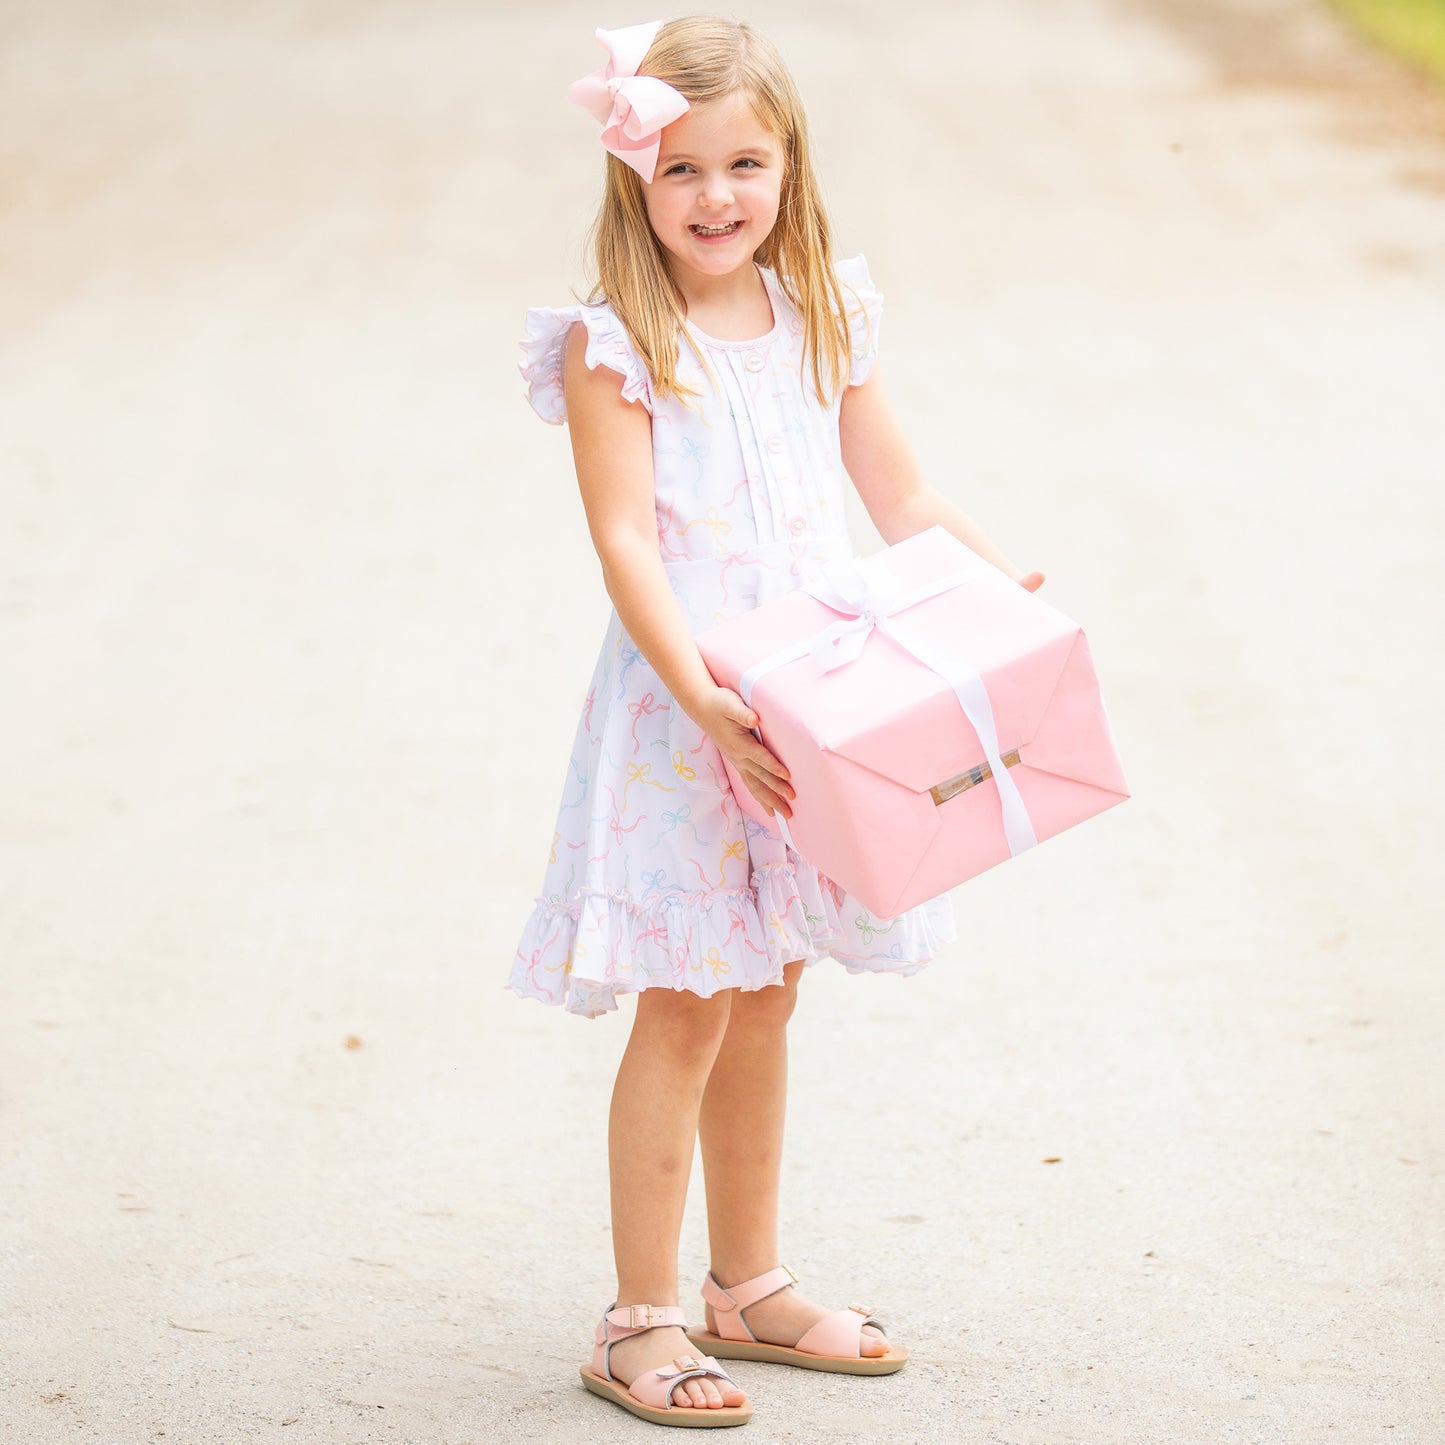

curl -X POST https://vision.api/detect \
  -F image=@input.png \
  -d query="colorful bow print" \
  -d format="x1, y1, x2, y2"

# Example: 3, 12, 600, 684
628, 690, 665, 751
623, 760, 675, 808
616, 643, 643, 699
854, 913, 896, 945
680, 506, 733, 541
568, 22, 690, 183
653, 804, 703, 848
718, 838, 746, 885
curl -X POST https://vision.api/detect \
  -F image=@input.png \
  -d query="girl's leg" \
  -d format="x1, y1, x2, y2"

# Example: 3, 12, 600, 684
603, 982, 746, 1410
697, 961, 801, 1284
696, 960, 888, 1355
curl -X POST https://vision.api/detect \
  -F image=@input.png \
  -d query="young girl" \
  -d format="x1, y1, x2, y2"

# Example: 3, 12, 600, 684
510, 16, 1043, 1428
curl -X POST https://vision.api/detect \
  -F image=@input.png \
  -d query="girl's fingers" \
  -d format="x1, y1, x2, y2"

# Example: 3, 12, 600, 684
746, 776, 792, 819
717, 691, 760, 731
740, 739, 790, 787
706, 693, 790, 790
751, 765, 793, 798
742, 756, 794, 799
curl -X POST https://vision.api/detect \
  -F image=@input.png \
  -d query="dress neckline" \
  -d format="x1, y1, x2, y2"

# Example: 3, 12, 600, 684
681, 265, 783, 351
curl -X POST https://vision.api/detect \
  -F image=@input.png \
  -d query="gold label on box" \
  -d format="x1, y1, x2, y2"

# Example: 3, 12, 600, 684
930, 749, 1022, 806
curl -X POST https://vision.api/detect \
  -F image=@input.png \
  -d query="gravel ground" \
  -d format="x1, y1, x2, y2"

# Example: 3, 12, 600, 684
2, 1, 1442, 1442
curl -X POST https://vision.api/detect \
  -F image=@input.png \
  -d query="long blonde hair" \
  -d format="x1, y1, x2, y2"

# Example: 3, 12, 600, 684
586, 16, 854, 407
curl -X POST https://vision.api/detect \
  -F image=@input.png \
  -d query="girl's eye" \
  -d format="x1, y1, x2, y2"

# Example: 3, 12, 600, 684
733, 158, 760, 169
664, 164, 692, 176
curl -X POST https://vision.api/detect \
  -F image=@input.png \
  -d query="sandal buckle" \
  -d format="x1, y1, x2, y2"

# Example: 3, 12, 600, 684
628, 1304, 663, 1328
782, 1264, 799, 1284
850, 1303, 872, 1317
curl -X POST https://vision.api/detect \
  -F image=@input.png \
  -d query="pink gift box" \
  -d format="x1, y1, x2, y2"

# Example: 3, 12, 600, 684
694, 526, 1129, 918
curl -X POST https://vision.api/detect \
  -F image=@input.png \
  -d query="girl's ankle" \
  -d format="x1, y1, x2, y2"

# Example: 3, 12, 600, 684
613, 1295, 681, 1310
708, 1260, 784, 1288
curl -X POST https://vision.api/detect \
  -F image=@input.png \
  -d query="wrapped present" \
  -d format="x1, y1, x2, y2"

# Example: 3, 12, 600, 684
694, 526, 1129, 917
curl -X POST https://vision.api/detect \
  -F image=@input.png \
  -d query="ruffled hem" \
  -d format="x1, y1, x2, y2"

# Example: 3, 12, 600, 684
835, 254, 883, 388
508, 852, 955, 1019
518, 302, 653, 425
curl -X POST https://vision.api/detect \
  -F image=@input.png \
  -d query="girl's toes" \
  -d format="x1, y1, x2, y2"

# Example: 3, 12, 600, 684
673, 1378, 705, 1408
721, 1382, 746, 1407
860, 1325, 889, 1356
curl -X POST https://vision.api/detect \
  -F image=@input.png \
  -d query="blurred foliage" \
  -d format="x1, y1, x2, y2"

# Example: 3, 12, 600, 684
1329, 0, 1445, 85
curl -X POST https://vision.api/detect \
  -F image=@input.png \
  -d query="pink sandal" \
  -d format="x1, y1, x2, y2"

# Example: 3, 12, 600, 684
687, 1265, 909, 1375
579, 1302, 753, 1428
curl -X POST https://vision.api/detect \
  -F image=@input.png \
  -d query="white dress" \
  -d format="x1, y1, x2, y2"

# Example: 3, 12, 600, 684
509, 256, 956, 1018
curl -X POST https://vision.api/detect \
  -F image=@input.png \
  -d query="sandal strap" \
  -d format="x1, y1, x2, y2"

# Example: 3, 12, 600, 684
794, 1305, 887, 1359
593, 1302, 693, 1381
629, 1354, 737, 1411
702, 1265, 799, 1339
602, 1303, 689, 1332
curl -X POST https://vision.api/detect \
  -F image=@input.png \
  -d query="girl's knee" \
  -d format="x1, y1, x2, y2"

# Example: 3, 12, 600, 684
633, 984, 733, 1054
730, 962, 804, 1029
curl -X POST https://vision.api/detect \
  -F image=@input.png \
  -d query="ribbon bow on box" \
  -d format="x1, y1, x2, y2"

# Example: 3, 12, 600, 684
736, 552, 1040, 861
569, 21, 690, 183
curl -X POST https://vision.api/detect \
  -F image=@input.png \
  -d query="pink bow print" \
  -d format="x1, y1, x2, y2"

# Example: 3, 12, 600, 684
569, 21, 690, 183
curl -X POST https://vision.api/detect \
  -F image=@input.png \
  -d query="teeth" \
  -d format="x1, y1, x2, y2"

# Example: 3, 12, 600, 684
693, 222, 739, 235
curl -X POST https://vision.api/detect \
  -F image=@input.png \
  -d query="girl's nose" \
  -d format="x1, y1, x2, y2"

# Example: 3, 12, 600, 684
700, 174, 734, 208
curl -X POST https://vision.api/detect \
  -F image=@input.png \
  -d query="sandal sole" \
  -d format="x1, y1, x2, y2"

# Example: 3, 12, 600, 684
685, 1330, 909, 1376
579, 1366, 753, 1427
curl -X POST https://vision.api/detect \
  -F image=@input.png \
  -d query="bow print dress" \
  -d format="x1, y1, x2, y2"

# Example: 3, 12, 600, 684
509, 256, 956, 1018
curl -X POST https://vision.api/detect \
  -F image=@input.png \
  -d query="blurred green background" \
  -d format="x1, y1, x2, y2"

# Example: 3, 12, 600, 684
1332, 0, 1445, 82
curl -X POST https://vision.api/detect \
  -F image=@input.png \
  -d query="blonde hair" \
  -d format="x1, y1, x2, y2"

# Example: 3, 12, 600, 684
585, 16, 854, 407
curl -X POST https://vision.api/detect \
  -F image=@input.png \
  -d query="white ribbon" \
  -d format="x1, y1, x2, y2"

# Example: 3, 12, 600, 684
737, 554, 1038, 859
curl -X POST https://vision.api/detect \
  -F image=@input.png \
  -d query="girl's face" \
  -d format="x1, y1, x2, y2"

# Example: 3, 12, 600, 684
643, 93, 784, 286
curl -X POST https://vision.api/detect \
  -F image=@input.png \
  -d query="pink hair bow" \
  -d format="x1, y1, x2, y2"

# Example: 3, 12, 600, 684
569, 21, 690, 183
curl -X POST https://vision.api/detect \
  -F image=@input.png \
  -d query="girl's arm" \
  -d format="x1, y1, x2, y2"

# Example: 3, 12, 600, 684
838, 366, 1045, 591
562, 323, 796, 818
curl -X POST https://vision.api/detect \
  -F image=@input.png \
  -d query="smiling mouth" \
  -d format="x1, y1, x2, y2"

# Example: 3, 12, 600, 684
690, 221, 742, 237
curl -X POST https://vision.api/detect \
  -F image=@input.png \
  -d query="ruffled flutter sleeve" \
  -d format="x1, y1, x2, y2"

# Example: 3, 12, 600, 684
835, 254, 884, 387
517, 303, 654, 425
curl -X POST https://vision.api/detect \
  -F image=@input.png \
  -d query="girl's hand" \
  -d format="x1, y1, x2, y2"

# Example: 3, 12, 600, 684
694, 685, 796, 820
1017, 570, 1045, 592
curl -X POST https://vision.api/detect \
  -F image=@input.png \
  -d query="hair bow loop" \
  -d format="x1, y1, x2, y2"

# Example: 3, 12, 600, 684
568, 21, 690, 182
